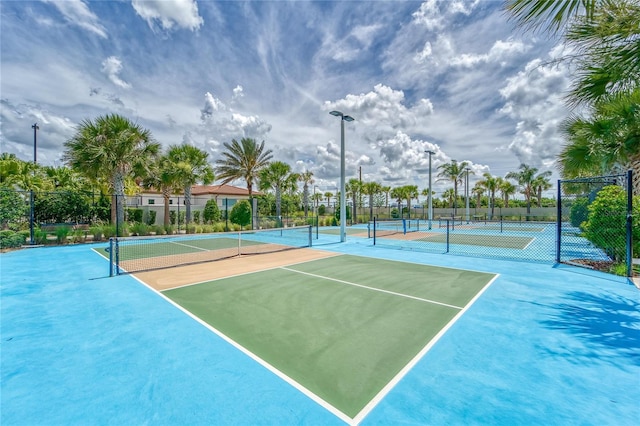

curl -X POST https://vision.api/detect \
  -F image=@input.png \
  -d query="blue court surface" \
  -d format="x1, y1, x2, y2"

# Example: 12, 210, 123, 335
1, 237, 639, 425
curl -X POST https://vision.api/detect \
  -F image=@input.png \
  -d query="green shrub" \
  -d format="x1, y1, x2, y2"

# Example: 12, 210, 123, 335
169, 210, 176, 225
90, 226, 103, 241
164, 224, 174, 235
391, 208, 399, 219
34, 228, 48, 245
569, 197, 590, 228
130, 222, 150, 236
55, 226, 71, 244
203, 199, 221, 223
0, 230, 26, 248
193, 210, 201, 224
102, 225, 117, 239
152, 224, 165, 235
72, 229, 86, 243
582, 185, 640, 261
146, 210, 156, 226
318, 204, 326, 216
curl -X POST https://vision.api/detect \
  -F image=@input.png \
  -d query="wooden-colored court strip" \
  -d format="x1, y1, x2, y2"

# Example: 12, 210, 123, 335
134, 248, 340, 291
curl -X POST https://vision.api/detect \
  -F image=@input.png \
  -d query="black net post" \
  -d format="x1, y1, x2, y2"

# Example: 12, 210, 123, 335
373, 217, 377, 245
115, 238, 120, 275
109, 237, 114, 277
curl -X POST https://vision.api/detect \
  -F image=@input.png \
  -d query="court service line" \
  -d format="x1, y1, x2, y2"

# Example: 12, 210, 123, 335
280, 267, 464, 310
170, 241, 212, 251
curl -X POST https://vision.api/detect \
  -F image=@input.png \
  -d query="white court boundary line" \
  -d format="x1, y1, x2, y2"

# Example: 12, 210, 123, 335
129, 252, 498, 426
280, 267, 464, 310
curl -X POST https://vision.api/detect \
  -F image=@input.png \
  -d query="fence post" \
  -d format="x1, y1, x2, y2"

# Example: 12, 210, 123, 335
446, 219, 450, 253
556, 181, 562, 263
309, 224, 313, 247
373, 217, 377, 245
626, 170, 633, 277
115, 238, 120, 275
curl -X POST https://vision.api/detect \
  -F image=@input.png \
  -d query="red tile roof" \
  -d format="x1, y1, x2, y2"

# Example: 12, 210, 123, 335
191, 184, 262, 196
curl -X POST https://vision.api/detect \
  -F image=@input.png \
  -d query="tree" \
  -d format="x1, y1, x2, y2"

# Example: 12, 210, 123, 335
229, 200, 251, 229
362, 181, 382, 221
203, 199, 221, 223
324, 192, 333, 207
442, 188, 456, 208
560, 88, 640, 195
437, 160, 470, 215
472, 183, 485, 209
312, 191, 323, 213
347, 178, 362, 223
506, 164, 539, 215
63, 114, 160, 232
479, 173, 500, 219
532, 171, 553, 207
298, 170, 314, 218
143, 154, 180, 227
0, 188, 26, 229
498, 178, 517, 208
215, 137, 272, 201
167, 144, 214, 230
258, 161, 297, 227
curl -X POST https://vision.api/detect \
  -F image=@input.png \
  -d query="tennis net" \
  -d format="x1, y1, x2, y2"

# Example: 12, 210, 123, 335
108, 225, 312, 275
372, 219, 420, 239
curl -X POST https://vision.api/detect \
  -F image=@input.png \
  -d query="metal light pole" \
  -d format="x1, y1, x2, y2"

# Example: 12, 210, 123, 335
30, 123, 39, 245
329, 110, 354, 242
465, 167, 470, 223
425, 150, 434, 230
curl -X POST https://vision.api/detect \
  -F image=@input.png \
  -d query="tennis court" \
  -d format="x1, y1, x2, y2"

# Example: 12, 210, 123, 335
1, 228, 639, 425
158, 254, 495, 420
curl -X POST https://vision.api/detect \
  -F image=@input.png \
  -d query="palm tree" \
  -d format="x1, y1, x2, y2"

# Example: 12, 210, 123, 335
505, 0, 600, 34
437, 160, 470, 216
381, 186, 391, 207
560, 88, 640, 195
532, 171, 553, 207
506, 164, 552, 215
298, 170, 314, 218
442, 188, 456, 208
259, 161, 296, 227
347, 178, 362, 223
362, 181, 382, 221
324, 191, 333, 208
215, 137, 273, 208
498, 178, 517, 208
312, 192, 323, 213
389, 186, 405, 217
472, 183, 485, 209
167, 144, 214, 229
63, 114, 160, 231
479, 173, 500, 219
404, 185, 419, 218
143, 154, 181, 228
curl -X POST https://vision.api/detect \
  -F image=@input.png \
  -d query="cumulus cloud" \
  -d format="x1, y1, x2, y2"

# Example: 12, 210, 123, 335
132, 0, 203, 32
323, 84, 433, 131
199, 91, 272, 144
499, 56, 571, 167
412, 0, 479, 31
101, 56, 130, 89
43, 0, 108, 38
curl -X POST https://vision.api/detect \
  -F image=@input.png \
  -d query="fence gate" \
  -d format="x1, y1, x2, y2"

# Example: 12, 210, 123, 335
557, 170, 635, 277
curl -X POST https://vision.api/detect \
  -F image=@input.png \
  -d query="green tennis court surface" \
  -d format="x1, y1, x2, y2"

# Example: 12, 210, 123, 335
416, 233, 533, 249
472, 225, 545, 232
163, 254, 495, 418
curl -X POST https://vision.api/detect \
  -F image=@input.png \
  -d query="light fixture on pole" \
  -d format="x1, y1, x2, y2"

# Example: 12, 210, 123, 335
30, 123, 39, 245
425, 150, 435, 230
465, 167, 471, 224
329, 110, 354, 243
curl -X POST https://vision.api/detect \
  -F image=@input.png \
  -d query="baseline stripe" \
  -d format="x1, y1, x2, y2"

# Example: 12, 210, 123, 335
280, 267, 463, 310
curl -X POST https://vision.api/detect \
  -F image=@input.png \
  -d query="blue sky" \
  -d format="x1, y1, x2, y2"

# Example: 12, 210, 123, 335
1, 0, 570, 195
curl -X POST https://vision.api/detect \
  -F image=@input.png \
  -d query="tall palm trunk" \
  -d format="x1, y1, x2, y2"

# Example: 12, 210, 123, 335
184, 185, 192, 229
162, 187, 171, 227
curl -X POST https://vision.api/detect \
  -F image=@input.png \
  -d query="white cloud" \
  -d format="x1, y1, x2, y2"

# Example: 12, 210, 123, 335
43, 0, 108, 38
499, 56, 571, 167
101, 56, 131, 89
412, 0, 479, 31
323, 84, 433, 131
131, 0, 204, 32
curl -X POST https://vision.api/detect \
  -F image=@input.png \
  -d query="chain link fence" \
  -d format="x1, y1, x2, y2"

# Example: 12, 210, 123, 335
557, 171, 637, 277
